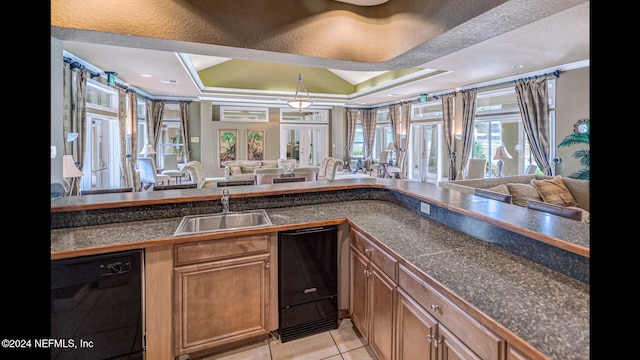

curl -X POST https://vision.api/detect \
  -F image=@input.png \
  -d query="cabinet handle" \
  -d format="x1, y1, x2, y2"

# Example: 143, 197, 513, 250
363, 269, 371, 277
431, 304, 439, 312
265, 262, 271, 268
365, 248, 373, 256
427, 334, 435, 343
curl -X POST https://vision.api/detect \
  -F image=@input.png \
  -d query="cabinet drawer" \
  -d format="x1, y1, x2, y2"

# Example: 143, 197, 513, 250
175, 234, 270, 266
398, 264, 505, 360
351, 229, 397, 281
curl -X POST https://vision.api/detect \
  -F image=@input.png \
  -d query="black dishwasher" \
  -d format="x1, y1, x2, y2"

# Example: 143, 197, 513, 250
278, 226, 338, 342
51, 250, 144, 360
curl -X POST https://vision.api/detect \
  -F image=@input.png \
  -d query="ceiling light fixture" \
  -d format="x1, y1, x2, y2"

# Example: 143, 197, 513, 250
287, 72, 313, 111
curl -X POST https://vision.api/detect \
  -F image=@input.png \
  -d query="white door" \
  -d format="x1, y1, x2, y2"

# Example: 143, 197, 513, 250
280, 124, 328, 166
81, 116, 121, 190
407, 123, 442, 184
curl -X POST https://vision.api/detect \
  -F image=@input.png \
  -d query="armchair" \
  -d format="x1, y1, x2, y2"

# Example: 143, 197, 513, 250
317, 157, 343, 180
179, 161, 218, 188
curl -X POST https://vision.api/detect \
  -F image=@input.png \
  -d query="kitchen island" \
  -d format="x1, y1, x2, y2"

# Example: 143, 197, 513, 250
50, 178, 589, 359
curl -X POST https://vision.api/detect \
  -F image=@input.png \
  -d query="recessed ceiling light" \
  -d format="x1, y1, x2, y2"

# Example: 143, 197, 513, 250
513, 65, 524, 69
141, 74, 152, 77
160, 79, 178, 84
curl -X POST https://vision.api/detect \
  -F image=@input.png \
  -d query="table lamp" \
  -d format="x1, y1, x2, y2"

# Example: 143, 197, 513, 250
63, 154, 83, 196
493, 145, 512, 177
140, 144, 156, 157
385, 143, 397, 165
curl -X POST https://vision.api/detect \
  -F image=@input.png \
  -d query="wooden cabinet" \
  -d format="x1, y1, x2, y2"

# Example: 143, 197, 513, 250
350, 229, 398, 360
397, 264, 505, 360
174, 234, 272, 357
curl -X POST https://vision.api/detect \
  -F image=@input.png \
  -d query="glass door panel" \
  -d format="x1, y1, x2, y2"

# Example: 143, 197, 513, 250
280, 124, 328, 166
407, 123, 442, 184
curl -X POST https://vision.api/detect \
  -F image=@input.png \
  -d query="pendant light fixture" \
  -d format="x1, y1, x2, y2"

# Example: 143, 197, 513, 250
287, 72, 313, 111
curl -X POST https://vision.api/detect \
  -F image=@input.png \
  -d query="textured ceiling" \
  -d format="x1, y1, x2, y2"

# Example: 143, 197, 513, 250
53, 0, 589, 106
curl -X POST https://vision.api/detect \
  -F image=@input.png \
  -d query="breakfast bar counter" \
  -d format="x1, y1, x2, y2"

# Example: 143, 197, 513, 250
50, 179, 590, 359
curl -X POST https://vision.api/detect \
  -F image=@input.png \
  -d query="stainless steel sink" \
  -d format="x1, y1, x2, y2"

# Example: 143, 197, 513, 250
174, 209, 273, 236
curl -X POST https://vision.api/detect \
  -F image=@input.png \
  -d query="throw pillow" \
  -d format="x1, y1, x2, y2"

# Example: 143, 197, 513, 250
486, 184, 510, 195
240, 164, 261, 173
227, 163, 242, 175
530, 176, 579, 207
506, 183, 541, 207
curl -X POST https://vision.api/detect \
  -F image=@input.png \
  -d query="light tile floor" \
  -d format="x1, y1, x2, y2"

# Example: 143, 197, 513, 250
198, 318, 376, 360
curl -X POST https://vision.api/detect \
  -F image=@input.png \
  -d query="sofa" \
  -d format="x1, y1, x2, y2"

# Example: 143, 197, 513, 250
438, 175, 589, 222
221, 159, 296, 182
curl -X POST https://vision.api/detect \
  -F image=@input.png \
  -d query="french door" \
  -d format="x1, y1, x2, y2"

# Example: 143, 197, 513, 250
280, 124, 328, 166
80, 116, 122, 190
407, 123, 443, 184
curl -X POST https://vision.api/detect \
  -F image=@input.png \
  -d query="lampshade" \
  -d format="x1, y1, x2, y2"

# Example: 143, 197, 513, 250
493, 145, 512, 160
66, 132, 78, 143
287, 73, 313, 110
385, 143, 397, 151
62, 155, 83, 178
140, 144, 156, 156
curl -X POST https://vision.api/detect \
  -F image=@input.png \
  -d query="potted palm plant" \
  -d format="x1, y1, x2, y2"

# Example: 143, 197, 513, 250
557, 119, 589, 180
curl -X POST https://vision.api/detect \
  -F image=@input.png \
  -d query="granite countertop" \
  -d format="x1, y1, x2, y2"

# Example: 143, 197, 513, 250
50, 199, 589, 359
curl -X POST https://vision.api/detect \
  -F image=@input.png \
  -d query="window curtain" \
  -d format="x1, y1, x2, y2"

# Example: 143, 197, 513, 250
389, 104, 401, 149
179, 102, 190, 163
117, 88, 134, 189
345, 109, 357, 161
151, 101, 166, 156
441, 94, 456, 180
64, 68, 89, 195
515, 78, 552, 175
62, 62, 73, 156
361, 109, 376, 161
456, 89, 478, 180
127, 90, 139, 190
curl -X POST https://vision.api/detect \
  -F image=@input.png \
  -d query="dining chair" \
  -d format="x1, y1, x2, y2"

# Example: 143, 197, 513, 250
161, 153, 183, 184
466, 158, 487, 179
369, 150, 389, 177
80, 187, 134, 195
137, 157, 171, 190
273, 177, 307, 183
387, 151, 406, 179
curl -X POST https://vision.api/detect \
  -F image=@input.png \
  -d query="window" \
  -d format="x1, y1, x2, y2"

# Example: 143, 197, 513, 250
473, 80, 556, 177
351, 125, 364, 156
280, 109, 329, 123
371, 109, 393, 161
158, 103, 183, 167
220, 106, 269, 122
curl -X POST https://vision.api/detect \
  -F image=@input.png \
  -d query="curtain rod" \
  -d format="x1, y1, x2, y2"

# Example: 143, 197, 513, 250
433, 69, 561, 99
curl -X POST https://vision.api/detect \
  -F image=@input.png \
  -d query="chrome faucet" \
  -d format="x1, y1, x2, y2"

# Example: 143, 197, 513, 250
221, 189, 230, 213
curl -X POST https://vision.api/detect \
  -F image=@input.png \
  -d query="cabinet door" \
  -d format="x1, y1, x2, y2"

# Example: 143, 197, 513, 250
369, 261, 396, 360
438, 323, 482, 360
350, 245, 369, 339
396, 288, 437, 360
174, 253, 270, 356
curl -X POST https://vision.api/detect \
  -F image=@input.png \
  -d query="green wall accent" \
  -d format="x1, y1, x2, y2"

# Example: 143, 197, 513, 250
197, 60, 422, 95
